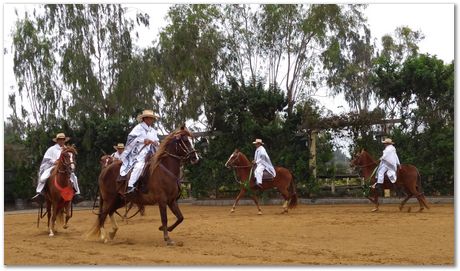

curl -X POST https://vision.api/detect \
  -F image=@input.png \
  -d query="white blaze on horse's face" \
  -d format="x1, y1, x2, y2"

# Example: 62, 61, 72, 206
69, 153, 75, 171
189, 136, 200, 164
225, 152, 236, 168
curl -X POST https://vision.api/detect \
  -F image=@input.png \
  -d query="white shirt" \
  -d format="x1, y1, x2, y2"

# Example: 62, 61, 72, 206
254, 145, 276, 177
111, 151, 122, 160
39, 143, 62, 176
380, 144, 400, 171
120, 122, 159, 176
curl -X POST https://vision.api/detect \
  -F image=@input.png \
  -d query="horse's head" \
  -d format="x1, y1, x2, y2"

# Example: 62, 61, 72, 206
59, 145, 77, 174
350, 149, 375, 169
100, 155, 114, 168
225, 149, 251, 169
167, 126, 200, 165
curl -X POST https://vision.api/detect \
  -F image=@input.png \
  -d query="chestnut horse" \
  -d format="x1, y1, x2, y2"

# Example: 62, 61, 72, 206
44, 145, 77, 237
225, 149, 297, 214
96, 154, 145, 219
351, 149, 429, 212
86, 127, 199, 245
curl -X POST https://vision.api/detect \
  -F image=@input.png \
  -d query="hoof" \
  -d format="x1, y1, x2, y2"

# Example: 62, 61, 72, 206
49, 233, 54, 237
109, 232, 116, 240
63, 225, 68, 229
398, 205, 403, 211
371, 208, 379, 212
407, 207, 412, 213
417, 207, 424, 213
230, 208, 235, 213
257, 211, 263, 215
166, 239, 176, 246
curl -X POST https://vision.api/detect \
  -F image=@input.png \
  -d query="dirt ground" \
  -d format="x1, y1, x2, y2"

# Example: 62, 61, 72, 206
4, 203, 454, 265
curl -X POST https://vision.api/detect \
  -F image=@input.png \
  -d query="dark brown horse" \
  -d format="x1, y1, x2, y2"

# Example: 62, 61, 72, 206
225, 149, 297, 214
44, 145, 77, 236
86, 127, 199, 245
350, 149, 429, 212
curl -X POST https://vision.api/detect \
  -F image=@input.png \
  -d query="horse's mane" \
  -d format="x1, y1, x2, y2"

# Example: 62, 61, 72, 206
236, 149, 251, 165
361, 150, 377, 164
149, 127, 194, 175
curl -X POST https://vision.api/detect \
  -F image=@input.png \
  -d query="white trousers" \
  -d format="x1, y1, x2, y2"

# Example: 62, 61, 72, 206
37, 167, 81, 194
376, 164, 397, 184
254, 165, 265, 185
128, 160, 145, 188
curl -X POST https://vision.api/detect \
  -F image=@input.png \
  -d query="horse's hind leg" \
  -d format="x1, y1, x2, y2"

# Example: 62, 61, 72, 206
158, 203, 174, 246
279, 187, 290, 214
399, 189, 413, 211
108, 213, 119, 240
166, 200, 184, 232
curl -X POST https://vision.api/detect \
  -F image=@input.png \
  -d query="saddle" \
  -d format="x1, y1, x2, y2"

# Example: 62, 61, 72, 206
261, 170, 275, 182
116, 153, 153, 195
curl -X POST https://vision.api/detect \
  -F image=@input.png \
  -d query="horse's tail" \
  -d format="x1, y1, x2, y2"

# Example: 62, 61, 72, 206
416, 168, 430, 209
288, 173, 298, 209
84, 185, 103, 240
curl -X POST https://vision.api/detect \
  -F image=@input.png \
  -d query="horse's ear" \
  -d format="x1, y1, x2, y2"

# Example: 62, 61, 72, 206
234, 148, 239, 152
361, 148, 365, 153
180, 124, 185, 130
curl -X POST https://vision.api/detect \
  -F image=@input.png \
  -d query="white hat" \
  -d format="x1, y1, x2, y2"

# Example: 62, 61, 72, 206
136, 110, 159, 122
252, 138, 264, 145
113, 143, 125, 151
381, 138, 394, 144
53, 133, 70, 142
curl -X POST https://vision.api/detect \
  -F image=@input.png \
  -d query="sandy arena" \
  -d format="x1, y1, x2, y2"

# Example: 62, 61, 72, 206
4, 203, 454, 265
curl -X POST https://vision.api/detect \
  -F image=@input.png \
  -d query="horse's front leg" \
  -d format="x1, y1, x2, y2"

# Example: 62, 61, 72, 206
230, 188, 246, 213
166, 200, 184, 232
63, 202, 71, 229
49, 206, 57, 237
158, 202, 174, 246
371, 187, 380, 212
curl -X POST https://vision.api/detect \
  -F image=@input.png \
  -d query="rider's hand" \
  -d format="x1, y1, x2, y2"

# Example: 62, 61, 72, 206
144, 139, 153, 145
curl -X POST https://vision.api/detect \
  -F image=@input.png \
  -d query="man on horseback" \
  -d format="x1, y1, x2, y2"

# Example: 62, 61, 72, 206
111, 143, 125, 160
31, 133, 83, 204
252, 139, 276, 189
121, 110, 160, 195
373, 138, 401, 193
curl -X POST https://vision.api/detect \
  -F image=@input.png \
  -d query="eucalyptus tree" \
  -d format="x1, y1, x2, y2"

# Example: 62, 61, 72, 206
155, 4, 225, 131
11, 4, 150, 127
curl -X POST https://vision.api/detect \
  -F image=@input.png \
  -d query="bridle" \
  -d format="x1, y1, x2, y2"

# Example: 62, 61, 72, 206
57, 150, 76, 174
165, 134, 198, 163
225, 152, 252, 169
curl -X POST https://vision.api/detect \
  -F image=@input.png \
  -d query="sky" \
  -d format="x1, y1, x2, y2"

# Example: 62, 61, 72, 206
2, 3, 454, 122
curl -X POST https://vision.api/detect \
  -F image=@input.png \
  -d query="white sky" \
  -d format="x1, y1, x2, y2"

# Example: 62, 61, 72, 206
2, 3, 454, 121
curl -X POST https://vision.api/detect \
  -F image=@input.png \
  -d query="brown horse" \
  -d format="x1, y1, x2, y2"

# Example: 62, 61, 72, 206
350, 149, 429, 212
225, 149, 297, 214
86, 126, 199, 245
44, 145, 77, 237
97, 154, 145, 219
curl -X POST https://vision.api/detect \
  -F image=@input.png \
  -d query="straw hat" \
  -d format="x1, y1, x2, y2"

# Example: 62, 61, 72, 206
113, 143, 125, 151
381, 138, 394, 145
136, 109, 159, 122
252, 138, 264, 145
52, 133, 70, 142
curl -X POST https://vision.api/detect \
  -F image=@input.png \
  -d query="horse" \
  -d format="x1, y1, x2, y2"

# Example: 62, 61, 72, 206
350, 149, 430, 212
96, 154, 145, 219
225, 149, 297, 215
43, 145, 78, 237
86, 126, 199, 245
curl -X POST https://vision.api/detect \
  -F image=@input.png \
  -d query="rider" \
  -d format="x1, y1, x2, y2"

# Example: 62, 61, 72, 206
111, 143, 125, 160
252, 138, 276, 189
373, 138, 401, 194
121, 110, 160, 195
31, 133, 83, 204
